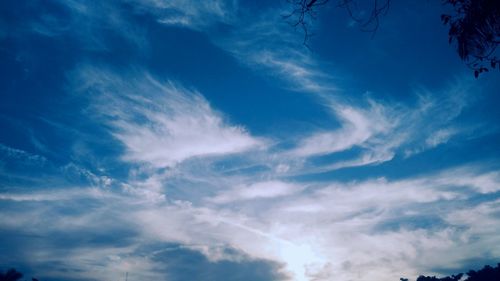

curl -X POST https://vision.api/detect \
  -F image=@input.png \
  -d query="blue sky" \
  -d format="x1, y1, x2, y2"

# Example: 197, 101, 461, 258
1, 0, 500, 280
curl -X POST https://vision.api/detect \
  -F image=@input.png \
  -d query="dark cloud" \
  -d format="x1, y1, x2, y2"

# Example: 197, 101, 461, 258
147, 243, 288, 281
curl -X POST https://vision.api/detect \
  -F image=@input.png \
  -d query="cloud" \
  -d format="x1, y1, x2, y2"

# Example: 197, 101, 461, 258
0, 63, 485, 281
284, 79, 474, 175
2, 151, 500, 281
241, 166, 500, 280
191, 2, 476, 174
137, 0, 330, 95
208, 180, 304, 204
0, 187, 110, 202
247, 49, 335, 94
121, 161, 499, 280
122, 0, 471, 174
213, 8, 337, 95
75, 67, 265, 169
167, 2, 474, 175
149, 243, 288, 281
17, 0, 147, 51
0, 143, 48, 167
425, 128, 458, 148
133, 0, 237, 29
290, 100, 396, 157
0, 143, 113, 189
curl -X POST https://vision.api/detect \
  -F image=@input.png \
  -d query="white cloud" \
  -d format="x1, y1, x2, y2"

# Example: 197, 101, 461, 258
2, 163, 499, 281
208, 180, 304, 204
291, 101, 396, 157
28, 1, 148, 51
198, 3, 475, 174
0, 143, 48, 166
248, 49, 336, 94
284, 80, 474, 175
425, 128, 457, 148
76, 67, 265, 168
430, 168, 500, 194
134, 0, 237, 29
245, 167, 500, 280
0, 187, 112, 202
214, 9, 337, 95
126, 165, 500, 281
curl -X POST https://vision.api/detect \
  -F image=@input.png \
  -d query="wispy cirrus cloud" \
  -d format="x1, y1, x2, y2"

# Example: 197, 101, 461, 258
208, 180, 305, 204
75, 66, 265, 169
290, 100, 396, 158
284, 78, 474, 175
132, 0, 237, 29
16, 0, 147, 51
213, 8, 338, 95
185, 4, 475, 174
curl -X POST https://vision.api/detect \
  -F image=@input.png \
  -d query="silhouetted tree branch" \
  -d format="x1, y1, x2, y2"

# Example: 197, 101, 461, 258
283, 0, 391, 46
337, 0, 391, 33
283, 0, 330, 46
284, 0, 500, 77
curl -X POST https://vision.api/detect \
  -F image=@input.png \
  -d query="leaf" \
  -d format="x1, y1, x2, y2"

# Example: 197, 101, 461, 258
441, 14, 451, 24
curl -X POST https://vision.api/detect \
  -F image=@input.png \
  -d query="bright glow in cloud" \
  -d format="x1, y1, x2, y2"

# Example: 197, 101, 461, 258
2, 163, 499, 281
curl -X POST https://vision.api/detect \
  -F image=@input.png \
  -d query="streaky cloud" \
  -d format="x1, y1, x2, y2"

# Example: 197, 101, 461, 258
207, 180, 305, 204
134, 0, 237, 29
290, 100, 396, 157
74, 66, 266, 169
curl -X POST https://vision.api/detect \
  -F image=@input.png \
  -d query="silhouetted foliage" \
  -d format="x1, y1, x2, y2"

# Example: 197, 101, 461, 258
466, 264, 500, 281
441, 0, 500, 77
285, 0, 500, 77
2, 263, 499, 281
0, 269, 23, 281
416, 273, 463, 281
401, 263, 500, 281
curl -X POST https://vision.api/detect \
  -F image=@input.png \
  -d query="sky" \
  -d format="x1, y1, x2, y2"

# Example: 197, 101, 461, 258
1, 0, 500, 281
